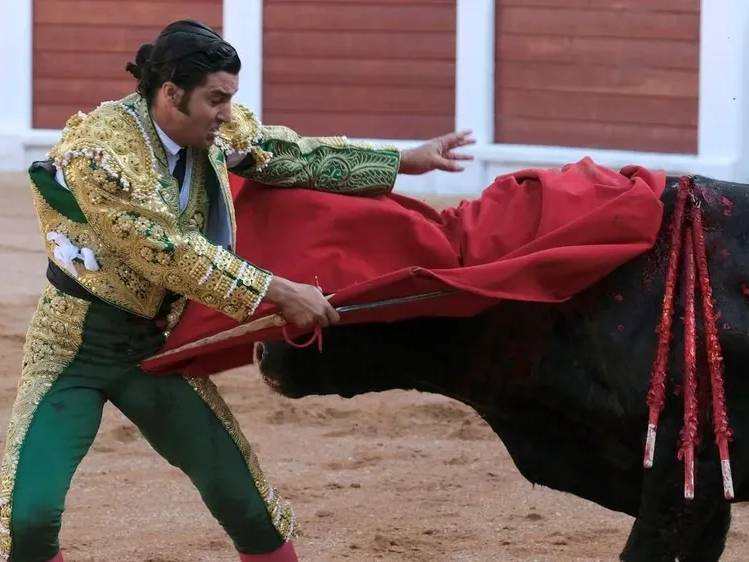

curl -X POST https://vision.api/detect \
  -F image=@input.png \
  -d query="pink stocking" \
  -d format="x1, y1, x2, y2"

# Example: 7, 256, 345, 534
238, 541, 298, 562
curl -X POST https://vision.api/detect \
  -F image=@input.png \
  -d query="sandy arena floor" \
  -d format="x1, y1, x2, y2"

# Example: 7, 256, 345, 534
1, 172, 747, 561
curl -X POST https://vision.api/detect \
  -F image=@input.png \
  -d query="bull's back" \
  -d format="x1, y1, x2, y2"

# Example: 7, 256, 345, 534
484, 175, 749, 509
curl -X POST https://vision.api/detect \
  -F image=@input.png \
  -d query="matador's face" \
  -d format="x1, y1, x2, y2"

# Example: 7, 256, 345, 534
171, 71, 239, 149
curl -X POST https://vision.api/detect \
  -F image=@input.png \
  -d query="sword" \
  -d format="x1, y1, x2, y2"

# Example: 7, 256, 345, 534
145, 289, 462, 364
333, 289, 460, 314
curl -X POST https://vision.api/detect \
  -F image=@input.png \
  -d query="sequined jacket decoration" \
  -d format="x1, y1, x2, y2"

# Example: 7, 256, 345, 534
34, 93, 400, 321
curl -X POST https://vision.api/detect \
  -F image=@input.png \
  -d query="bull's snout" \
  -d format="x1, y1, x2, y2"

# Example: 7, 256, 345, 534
255, 341, 284, 392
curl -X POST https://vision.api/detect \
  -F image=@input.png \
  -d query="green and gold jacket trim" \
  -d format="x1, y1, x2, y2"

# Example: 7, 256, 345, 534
231, 123, 401, 196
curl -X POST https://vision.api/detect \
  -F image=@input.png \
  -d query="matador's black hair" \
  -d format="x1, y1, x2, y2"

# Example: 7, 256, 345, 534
126, 20, 241, 106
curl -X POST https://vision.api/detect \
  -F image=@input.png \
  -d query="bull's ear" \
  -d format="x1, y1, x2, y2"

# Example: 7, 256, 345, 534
253, 342, 265, 364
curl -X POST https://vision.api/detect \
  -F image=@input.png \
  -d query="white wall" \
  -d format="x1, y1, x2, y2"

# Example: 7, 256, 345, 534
409, 0, 749, 196
0, 0, 34, 170
3, 0, 749, 197
223, 0, 263, 119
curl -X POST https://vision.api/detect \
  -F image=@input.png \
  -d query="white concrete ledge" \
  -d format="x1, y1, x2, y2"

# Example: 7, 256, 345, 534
0, 130, 61, 172
353, 139, 747, 196
2, 132, 745, 195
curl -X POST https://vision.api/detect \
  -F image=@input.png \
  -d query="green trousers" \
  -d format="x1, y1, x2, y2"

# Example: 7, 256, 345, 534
0, 287, 294, 562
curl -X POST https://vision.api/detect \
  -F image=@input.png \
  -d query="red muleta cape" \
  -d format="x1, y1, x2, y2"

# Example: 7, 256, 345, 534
142, 158, 665, 376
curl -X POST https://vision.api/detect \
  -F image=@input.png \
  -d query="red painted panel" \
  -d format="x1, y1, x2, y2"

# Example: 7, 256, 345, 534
262, 0, 457, 140
495, 2, 700, 152
33, 0, 223, 128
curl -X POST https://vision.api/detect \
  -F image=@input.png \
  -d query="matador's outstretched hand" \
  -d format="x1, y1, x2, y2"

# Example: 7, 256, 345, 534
398, 130, 476, 175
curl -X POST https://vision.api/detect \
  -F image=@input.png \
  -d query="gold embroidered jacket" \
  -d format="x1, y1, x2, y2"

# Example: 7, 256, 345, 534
34, 93, 401, 321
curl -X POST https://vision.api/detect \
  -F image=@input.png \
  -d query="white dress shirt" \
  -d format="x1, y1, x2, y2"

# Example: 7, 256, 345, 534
153, 122, 192, 211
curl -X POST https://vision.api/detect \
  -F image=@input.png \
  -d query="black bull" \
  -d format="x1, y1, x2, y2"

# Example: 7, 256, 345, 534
256, 176, 749, 562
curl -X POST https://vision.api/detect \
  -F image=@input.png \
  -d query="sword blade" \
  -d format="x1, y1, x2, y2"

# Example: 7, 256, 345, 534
334, 289, 460, 314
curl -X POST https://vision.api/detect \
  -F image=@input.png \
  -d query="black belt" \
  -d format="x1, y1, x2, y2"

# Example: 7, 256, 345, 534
46, 260, 102, 303
46, 260, 183, 328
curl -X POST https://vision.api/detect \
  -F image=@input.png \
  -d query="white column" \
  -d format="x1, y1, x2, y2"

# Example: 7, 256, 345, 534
0, 0, 33, 170
429, 0, 495, 195
0, 0, 32, 131
455, 0, 495, 143
223, 0, 264, 119
697, 0, 749, 180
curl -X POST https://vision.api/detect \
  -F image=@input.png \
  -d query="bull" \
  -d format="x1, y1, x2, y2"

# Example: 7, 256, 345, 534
255, 176, 749, 562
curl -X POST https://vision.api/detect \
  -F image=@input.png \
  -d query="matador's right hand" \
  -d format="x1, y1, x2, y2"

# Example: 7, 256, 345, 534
264, 276, 340, 330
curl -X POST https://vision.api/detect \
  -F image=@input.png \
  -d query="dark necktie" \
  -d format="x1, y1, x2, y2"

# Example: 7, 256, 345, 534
172, 148, 187, 188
